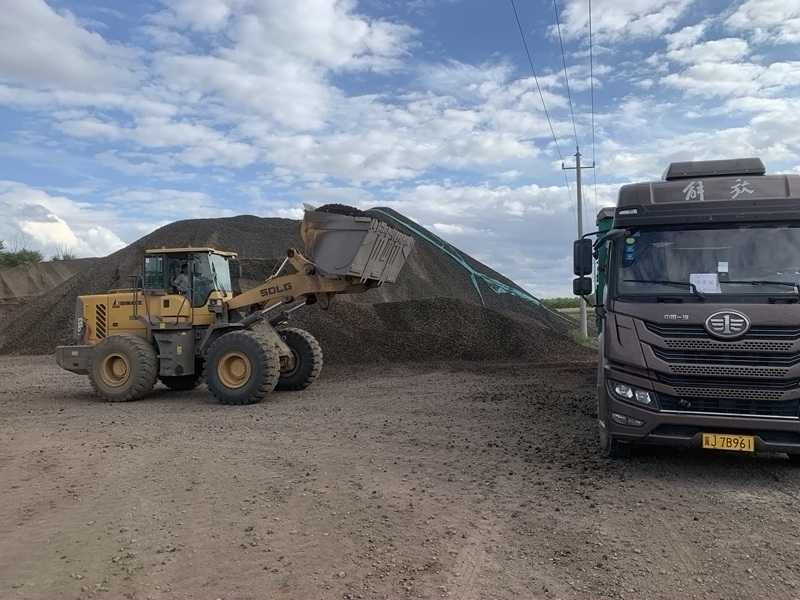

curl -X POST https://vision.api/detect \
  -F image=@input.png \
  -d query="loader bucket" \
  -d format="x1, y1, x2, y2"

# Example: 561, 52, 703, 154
301, 210, 415, 284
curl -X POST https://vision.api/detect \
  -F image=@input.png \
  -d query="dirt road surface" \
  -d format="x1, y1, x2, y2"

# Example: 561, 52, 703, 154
1, 355, 798, 600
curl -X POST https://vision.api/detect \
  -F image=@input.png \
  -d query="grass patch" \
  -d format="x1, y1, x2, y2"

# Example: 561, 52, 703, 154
569, 328, 598, 349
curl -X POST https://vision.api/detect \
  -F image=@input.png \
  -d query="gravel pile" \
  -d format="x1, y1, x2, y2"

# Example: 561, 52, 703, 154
0, 208, 584, 363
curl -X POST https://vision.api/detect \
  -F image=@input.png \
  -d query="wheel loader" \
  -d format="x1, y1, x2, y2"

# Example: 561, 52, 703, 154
55, 206, 414, 404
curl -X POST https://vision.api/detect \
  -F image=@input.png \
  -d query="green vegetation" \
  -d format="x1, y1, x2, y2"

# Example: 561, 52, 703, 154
51, 244, 78, 261
569, 327, 598, 349
0, 238, 46, 269
542, 295, 595, 309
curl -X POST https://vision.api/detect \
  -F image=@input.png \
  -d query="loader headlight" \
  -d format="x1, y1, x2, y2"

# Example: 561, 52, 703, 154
608, 381, 658, 409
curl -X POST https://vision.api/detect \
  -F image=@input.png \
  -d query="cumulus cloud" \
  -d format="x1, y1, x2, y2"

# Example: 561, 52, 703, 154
0, 0, 797, 297
0, 182, 127, 258
556, 0, 695, 43
0, 0, 139, 90
725, 0, 800, 44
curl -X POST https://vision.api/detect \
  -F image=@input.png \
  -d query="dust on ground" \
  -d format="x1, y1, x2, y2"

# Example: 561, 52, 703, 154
1, 355, 797, 600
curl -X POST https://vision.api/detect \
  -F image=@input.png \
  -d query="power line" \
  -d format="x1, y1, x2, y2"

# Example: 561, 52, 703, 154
552, 0, 579, 147
510, 0, 565, 163
589, 0, 599, 222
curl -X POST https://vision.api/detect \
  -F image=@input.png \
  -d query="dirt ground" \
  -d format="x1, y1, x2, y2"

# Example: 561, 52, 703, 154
1, 355, 798, 600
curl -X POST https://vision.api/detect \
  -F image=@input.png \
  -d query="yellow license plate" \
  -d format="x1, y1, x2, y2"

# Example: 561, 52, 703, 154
702, 433, 755, 452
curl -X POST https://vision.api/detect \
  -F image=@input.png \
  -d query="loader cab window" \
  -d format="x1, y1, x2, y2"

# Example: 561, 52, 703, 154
143, 255, 166, 291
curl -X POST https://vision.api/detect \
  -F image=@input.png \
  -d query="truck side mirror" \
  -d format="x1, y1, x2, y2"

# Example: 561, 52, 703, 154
573, 276, 593, 296
573, 239, 593, 276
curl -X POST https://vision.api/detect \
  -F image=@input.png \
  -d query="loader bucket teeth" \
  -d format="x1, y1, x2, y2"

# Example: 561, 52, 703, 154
301, 210, 414, 284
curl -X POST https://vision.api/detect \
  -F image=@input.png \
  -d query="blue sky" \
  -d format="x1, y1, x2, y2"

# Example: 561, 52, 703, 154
0, 0, 798, 297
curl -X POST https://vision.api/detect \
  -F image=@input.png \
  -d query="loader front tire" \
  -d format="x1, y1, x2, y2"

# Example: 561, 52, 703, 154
275, 327, 323, 391
205, 331, 280, 405
88, 334, 158, 402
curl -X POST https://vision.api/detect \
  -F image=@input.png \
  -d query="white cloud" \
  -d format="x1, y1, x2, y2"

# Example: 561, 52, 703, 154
663, 61, 800, 98
666, 38, 750, 65
0, 0, 798, 298
0, 181, 127, 257
725, 0, 800, 44
557, 0, 695, 43
665, 22, 708, 50
0, 0, 138, 90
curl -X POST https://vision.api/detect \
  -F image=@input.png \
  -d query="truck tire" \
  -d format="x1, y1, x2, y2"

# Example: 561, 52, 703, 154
275, 327, 323, 391
599, 426, 631, 458
88, 334, 158, 402
160, 374, 202, 391
204, 330, 280, 405
787, 453, 800, 466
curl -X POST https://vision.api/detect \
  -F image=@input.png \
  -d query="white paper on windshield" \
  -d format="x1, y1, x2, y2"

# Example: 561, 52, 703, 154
690, 273, 722, 294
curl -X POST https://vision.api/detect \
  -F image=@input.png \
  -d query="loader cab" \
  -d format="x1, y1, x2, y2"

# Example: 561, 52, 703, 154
143, 247, 237, 308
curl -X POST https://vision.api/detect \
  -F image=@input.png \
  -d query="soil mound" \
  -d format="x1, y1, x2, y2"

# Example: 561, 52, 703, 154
0, 209, 584, 362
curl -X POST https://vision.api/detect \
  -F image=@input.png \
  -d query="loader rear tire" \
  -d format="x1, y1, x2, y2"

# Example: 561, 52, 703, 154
88, 334, 158, 402
275, 327, 323, 391
204, 330, 280, 405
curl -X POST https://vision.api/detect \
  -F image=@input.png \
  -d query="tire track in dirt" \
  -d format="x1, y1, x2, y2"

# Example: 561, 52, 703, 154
450, 527, 488, 600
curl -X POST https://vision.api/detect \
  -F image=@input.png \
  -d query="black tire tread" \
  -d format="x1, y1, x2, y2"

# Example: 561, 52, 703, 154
204, 330, 280, 405
275, 327, 323, 392
88, 334, 158, 402
600, 427, 631, 458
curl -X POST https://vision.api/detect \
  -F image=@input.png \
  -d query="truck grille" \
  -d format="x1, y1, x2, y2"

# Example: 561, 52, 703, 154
652, 347, 800, 367
645, 322, 800, 341
656, 373, 798, 392
659, 393, 800, 418
644, 321, 800, 418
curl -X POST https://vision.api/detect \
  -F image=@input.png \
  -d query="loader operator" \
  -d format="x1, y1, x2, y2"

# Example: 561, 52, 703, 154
172, 263, 191, 295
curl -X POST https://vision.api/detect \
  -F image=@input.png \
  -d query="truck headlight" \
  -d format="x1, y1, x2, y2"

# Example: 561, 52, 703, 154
609, 381, 658, 409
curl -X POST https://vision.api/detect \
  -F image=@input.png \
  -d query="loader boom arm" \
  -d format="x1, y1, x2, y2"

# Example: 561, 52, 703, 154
225, 270, 372, 310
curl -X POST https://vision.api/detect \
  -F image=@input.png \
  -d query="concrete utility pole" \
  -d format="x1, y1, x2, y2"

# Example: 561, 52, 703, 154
563, 147, 595, 338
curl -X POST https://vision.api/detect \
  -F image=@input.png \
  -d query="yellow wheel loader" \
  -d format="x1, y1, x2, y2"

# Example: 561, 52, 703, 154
56, 207, 414, 404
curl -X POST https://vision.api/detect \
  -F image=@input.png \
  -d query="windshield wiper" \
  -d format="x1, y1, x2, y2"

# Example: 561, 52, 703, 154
722, 280, 800, 295
623, 279, 706, 301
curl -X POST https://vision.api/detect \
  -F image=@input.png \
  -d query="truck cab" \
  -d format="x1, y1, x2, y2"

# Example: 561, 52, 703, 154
574, 158, 800, 462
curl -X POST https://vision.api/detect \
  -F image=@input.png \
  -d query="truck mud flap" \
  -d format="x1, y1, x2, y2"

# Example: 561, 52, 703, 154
301, 210, 414, 284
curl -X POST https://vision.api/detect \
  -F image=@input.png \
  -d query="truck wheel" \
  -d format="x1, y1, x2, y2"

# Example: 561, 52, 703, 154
787, 453, 800, 466
275, 327, 323, 391
204, 330, 280, 405
160, 374, 202, 391
88, 334, 158, 402
599, 426, 631, 458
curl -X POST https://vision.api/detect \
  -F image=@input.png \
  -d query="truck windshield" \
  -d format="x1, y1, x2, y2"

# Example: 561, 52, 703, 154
613, 224, 800, 298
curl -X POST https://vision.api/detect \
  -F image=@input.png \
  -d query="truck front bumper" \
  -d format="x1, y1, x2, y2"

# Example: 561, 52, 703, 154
56, 345, 91, 375
601, 395, 800, 455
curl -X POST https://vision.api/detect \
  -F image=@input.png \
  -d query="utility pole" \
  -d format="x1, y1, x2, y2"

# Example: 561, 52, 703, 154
563, 147, 594, 338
